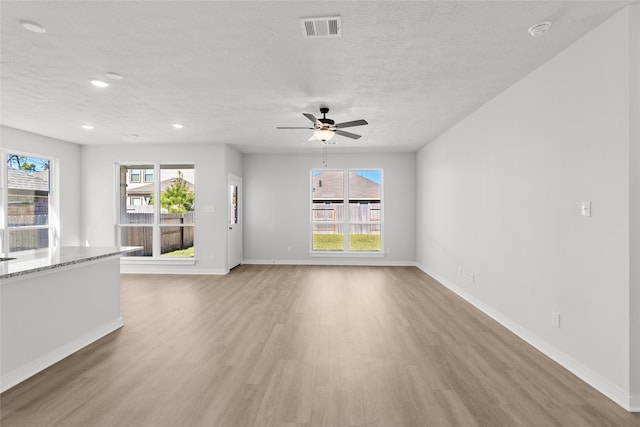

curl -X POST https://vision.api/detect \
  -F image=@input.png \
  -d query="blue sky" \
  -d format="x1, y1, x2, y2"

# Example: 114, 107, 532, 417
352, 170, 381, 184
312, 169, 381, 184
6, 154, 49, 172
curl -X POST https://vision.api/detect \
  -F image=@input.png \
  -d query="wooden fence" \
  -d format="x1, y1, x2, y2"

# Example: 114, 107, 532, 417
120, 212, 194, 256
312, 202, 380, 235
7, 195, 50, 251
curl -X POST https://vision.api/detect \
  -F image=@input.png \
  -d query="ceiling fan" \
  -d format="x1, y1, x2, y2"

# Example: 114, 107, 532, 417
277, 107, 368, 142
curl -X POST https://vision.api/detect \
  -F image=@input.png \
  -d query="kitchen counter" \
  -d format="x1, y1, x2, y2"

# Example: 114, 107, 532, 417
1, 246, 141, 393
0, 246, 142, 280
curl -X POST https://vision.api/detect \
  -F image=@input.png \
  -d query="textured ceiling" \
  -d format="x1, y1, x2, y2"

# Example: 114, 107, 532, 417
0, 1, 634, 153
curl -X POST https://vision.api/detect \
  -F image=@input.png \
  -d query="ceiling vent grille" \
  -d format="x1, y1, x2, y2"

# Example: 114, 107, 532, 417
301, 16, 341, 38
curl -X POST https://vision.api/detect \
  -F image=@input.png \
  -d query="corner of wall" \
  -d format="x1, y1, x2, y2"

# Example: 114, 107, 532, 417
628, 3, 640, 403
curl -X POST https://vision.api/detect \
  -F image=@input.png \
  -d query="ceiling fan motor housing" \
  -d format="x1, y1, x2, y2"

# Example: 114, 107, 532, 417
318, 118, 335, 127
318, 107, 335, 127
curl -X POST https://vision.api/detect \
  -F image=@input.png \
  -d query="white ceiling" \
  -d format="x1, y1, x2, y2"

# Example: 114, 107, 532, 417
0, 1, 633, 153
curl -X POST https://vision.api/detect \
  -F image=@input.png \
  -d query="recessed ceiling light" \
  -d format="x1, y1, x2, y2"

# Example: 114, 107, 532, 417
106, 72, 123, 80
20, 20, 46, 33
90, 79, 110, 88
81, 124, 94, 130
172, 123, 184, 129
528, 21, 552, 38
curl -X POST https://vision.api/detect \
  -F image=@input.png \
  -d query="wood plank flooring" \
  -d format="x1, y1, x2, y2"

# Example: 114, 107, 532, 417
1, 265, 639, 426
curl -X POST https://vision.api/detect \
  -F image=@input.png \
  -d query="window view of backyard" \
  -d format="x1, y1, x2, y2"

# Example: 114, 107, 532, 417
5, 153, 51, 253
311, 169, 382, 252
118, 164, 195, 258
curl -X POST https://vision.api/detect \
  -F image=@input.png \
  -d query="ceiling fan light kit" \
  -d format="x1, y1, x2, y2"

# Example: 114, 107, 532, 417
20, 19, 46, 33
277, 106, 368, 142
312, 129, 335, 142
528, 21, 552, 38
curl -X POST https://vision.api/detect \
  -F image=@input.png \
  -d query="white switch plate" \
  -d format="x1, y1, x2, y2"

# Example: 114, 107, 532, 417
552, 311, 560, 328
204, 206, 215, 213
580, 201, 591, 217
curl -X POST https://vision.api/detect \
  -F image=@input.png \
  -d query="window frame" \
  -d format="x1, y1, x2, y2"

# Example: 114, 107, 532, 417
1, 150, 58, 256
116, 162, 195, 264
309, 168, 384, 257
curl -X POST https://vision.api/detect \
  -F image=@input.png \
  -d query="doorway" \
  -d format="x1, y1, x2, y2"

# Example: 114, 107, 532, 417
227, 174, 243, 270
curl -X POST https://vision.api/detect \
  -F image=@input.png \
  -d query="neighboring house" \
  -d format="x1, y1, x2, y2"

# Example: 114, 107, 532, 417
312, 170, 380, 201
7, 168, 49, 192
126, 177, 194, 211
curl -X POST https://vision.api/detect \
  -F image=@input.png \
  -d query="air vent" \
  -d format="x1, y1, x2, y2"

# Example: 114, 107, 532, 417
301, 16, 341, 38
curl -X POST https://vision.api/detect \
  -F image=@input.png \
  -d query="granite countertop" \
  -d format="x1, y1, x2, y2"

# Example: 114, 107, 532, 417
0, 246, 143, 280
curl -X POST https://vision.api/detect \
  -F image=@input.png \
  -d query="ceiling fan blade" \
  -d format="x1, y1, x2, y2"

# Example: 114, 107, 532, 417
303, 113, 320, 125
334, 130, 362, 139
276, 126, 314, 129
334, 119, 368, 129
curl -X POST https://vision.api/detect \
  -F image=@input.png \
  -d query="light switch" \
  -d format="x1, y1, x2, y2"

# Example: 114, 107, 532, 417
580, 201, 591, 217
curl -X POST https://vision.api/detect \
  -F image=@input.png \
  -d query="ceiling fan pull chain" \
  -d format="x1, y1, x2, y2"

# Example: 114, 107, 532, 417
323, 144, 328, 167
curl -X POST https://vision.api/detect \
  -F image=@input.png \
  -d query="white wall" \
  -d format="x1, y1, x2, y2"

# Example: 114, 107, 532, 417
629, 5, 640, 409
416, 7, 637, 410
1, 126, 82, 247
225, 144, 243, 178
81, 143, 231, 274
242, 152, 415, 265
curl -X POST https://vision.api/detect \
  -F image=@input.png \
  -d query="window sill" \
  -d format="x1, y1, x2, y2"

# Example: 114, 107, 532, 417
120, 257, 196, 266
309, 251, 385, 258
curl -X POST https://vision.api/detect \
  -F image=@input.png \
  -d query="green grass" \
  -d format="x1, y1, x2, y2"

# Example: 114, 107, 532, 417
161, 246, 194, 257
312, 234, 380, 251
349, 234, 380, 251
313, 234, 344, 251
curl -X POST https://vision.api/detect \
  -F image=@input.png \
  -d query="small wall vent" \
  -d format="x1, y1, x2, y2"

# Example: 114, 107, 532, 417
301, 16, 341, 38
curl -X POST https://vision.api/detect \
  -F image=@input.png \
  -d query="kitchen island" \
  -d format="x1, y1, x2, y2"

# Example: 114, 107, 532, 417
0, 246, 141, 392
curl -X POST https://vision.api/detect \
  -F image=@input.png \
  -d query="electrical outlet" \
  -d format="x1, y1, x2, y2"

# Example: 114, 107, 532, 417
287, 246, 292, 253
552, 311, 560, 328
209, 253, 215, 260
459, 267, 463, 276
469, 273, 475, 283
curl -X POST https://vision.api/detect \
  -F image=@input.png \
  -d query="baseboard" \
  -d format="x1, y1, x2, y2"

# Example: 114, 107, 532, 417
1, 317, 124, 393
415, 263, 636, 412
242, 258, 416, 267
120, 265, 228, 275
630, 394, 640, 412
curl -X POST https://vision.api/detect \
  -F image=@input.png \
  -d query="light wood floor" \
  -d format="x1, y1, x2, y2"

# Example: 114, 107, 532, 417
1, 265, 639, 426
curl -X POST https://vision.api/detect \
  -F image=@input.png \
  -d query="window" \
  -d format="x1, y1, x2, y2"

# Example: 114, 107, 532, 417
129, 169, 141, 183
1, 152, 56, 255
311, 169, 382, 253
117, 164, 195, 260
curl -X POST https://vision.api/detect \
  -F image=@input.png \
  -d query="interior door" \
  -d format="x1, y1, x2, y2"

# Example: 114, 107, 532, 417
227, 174, 243, 270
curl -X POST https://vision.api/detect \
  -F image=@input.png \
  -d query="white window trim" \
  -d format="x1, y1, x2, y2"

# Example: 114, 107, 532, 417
309, 168, 384, 256
115, 163, 195, 264
1, 150, 58, 256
